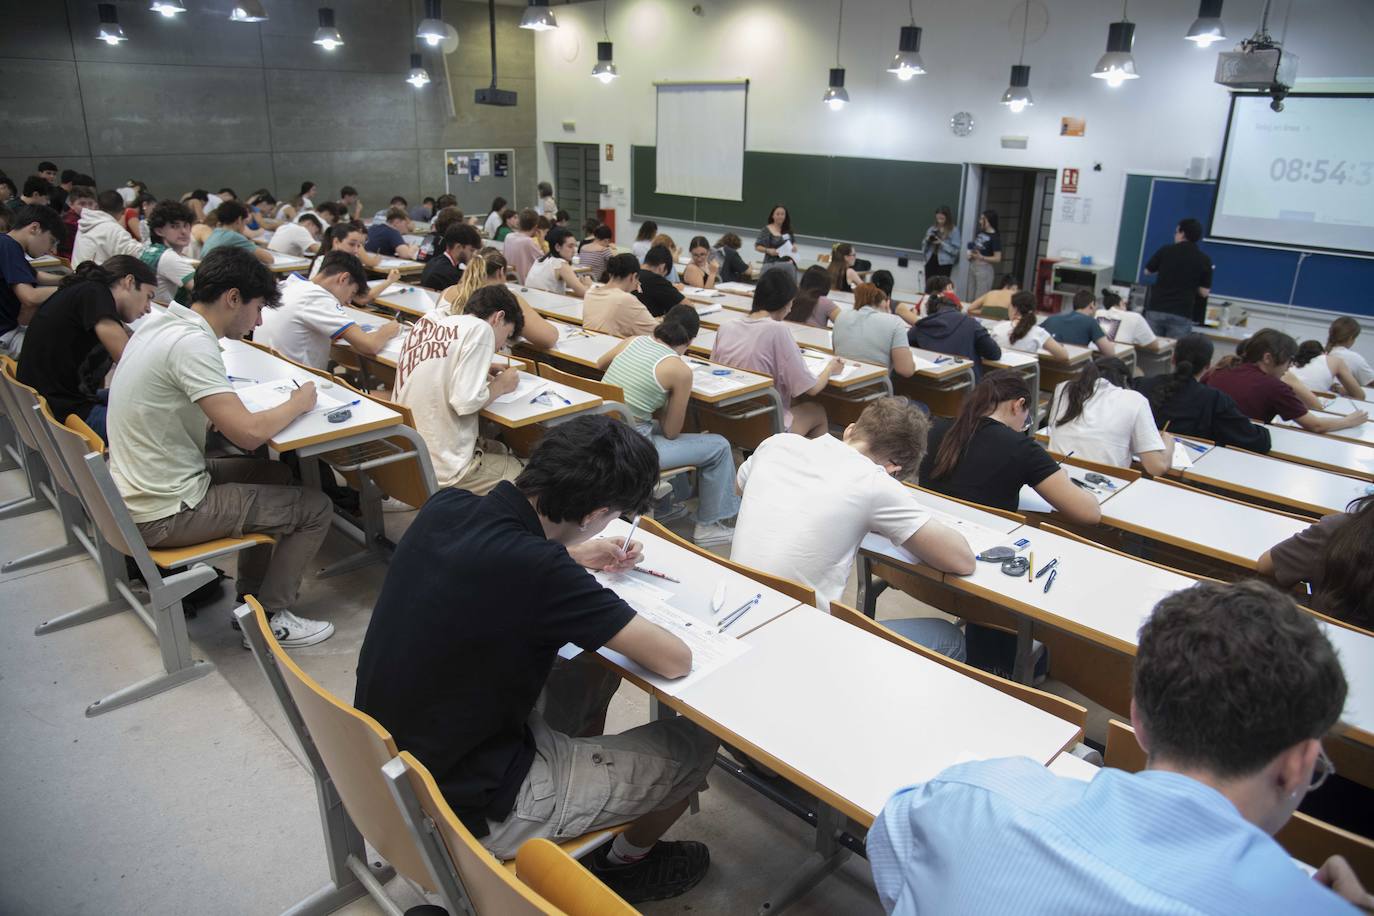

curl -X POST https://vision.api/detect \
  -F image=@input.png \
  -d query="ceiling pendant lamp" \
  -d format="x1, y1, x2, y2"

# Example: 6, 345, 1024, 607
229, 0, 268, 22
1184, 0, 1227, 47
313, 7, 344, 50
417, 0, 446, 47
406, 53, 431, 88
1001, 1, 1034, 112
887, 0, 925, 80
1092, 1, 1139, 87
822, 1, 849, 110
96, 3, 128, 44
591, 1, 617, 83
519, 0, 558, 31
149, 0, 187, 16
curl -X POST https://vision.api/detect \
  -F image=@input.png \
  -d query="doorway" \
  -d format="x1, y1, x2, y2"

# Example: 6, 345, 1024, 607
552, 143, 601, 230
960, 165, 1056, 297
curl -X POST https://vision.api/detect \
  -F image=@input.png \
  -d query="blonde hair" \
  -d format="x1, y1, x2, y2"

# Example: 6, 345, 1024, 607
439, 249, 507, 316
651, 233, 678, 256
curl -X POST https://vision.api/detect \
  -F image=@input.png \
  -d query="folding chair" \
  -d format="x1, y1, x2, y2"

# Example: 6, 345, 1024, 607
0, 357, 58, 521
514, 839, 637, 915
35, 412, 271, 716
1105, 719, 1374, 877
236, 598, 626, 916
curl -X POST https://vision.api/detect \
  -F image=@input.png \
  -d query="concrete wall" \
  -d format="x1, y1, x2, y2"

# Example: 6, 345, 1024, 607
0, 0, 538, 210
533, 0, 1374, 291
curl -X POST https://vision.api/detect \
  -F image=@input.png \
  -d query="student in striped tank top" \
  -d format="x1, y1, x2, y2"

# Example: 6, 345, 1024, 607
600, 304, 740, 546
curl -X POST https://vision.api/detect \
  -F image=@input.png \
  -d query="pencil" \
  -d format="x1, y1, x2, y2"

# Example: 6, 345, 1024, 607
633, 565, 681, 584
1162, 420, 1171, 432
1028, 551, 1034, 582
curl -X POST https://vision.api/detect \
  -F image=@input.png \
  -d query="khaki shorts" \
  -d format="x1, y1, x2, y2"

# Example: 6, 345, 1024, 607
481, 658, 718, 860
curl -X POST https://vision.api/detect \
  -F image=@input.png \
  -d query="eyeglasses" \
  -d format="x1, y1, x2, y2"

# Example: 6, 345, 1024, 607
1310, 746, 1335, 791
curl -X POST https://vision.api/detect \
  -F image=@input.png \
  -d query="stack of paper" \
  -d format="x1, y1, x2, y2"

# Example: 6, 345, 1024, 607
235, 379, 347, 414
492, 374, 548, 405
690, 365, 740, 395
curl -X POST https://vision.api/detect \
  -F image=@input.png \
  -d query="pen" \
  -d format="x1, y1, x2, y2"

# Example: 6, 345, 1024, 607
304, 398, 361, 416
619, 515, 642, 562
292, 378, 300, 389
1043, 568, 1058, 593
718, 593, 761, 632
227, 375, 259, 383
633, 565, 680, 584
1035, 557, 1059, 579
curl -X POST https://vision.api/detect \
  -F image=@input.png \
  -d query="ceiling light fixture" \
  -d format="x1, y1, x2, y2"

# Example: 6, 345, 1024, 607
1092, 1, 1139, 87
229, 0, 268, 22
887, 0, 926, 80
313, 7, 343, 50
822, 1, 849, 110
519, 0, 558, 31
1001, 2, 1035, 112
417, 0, 446, 46
1185, 0, 1226, 47
149, 0, 187, 16
96, 3, 128, 44
591, 1, 617, 83
407, 52, 431, 88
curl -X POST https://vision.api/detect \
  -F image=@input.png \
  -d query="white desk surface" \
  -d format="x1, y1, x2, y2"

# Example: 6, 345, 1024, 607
1017, 464, 1130, 514
1097, 477, 1310, 569
1184, 447, 1370, 516
221, 339, 401, 451
541, 322, 621, 366
681, 286, 755, 313
479, 369, 602, 428
370, 281, 438, 317
1315, 396, 1369, 417
675, 607, 1082, 823
1286, 416, 1374, 448
1047, 752, 1101, 782
984, 348, 1040, 369
952, 523, 1198, 654
268, 252, 313, 274
1323, 622, 1374, 744
690, 327, 717, 354
597, 517, 803, 636
696, 306, 745, 329
336, 305, 406, 366
785, 321, 834, 352
1263, 424, 1374, 480
860, 487, 1023, 568
908, 348, 974, 380
372, 256, 424, 274
683, 357, 774, 401
799, 350, 888, 389
511, 284, 584, 323
26, 254, 65, 269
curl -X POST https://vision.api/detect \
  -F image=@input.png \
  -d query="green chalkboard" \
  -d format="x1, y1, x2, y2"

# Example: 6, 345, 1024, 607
1113, 173, 1153, 284
632, 146, 963, 252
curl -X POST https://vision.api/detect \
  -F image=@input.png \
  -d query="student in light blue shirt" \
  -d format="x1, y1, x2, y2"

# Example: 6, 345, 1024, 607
200, 200, 274, 266
1043, 288, 1117, 356
869, 579, 1369, 915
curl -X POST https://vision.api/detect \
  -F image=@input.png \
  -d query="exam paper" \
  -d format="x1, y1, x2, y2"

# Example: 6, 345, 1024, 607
684, 286, 722, 299
802, 352, 864, 383
1170, 439, 1195, 471
598, 596, 751, 696
234, 379, 346, 414
492, 374, 548, 405
690, 365, 743, 395
716, 282, 754, 294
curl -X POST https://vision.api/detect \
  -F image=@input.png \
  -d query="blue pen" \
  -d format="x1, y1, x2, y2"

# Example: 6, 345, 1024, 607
1043, 568, 1058, 593
227, 375, 259, 383
718, 593, 761, 632
307, 398, 361, 416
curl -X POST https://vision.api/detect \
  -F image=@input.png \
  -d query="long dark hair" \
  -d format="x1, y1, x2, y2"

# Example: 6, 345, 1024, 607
1053, 356, 1130, 427
829, 243, 853, 291
1315, 495, 1374, 630
786, 265, 831, 324
929, 370, 1032, 479
1238, 328, 1297, 367
1327, 316, 1359, 352
1293, 340, 1324, 369
925, 293, 958, 317
600, 252, 640, 283
931, 205, 953, 237
980, 209, 999, 233
766, 203, 792, 237
61, 256, 156, 291
635, 220, 657, 242
1008, 290, 1038, 344
654, 303, 701, 348
1148, 333, 1213, 412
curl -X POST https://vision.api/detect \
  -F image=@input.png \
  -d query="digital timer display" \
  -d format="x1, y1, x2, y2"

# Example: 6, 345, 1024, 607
1269, 158, 1374, 186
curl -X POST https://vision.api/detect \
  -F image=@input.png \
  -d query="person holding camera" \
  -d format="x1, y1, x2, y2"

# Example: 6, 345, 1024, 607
922, 205, 960, 284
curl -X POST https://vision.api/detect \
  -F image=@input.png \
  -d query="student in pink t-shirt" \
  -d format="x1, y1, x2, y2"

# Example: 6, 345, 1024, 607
710, 269, 842, 437
502, 208, 544, 283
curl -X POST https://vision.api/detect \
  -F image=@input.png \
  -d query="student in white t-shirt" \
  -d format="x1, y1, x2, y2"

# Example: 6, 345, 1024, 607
1048, 356, 1173, 475
524, 227, 589, 298
1095, 288, 1158, 348
1287, 339, 1365, 405
256, 252, 399, 370
268, 213, 323, 258
991, 290, 1069, 361
138, 200, 198, 305
731, 397, 977, 658
1326, 316, 1373, 386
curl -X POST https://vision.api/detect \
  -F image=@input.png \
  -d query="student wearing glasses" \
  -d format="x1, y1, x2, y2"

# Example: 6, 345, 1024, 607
870, 579, 1366, 914
919, 371, 1100, 523
681, 236, 719, 290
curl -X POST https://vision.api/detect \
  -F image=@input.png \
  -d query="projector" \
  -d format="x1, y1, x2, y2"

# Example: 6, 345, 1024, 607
1215, 43, 1298, 110
474, 87, 518, 107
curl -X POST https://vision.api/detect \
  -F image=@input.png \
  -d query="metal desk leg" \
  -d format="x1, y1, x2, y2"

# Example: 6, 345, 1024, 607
317, 473, 391, 579
758, 803, 851, 915
1011, 615, 1035, 685
856, 555, 888, 619
1027, 362, 1042, 430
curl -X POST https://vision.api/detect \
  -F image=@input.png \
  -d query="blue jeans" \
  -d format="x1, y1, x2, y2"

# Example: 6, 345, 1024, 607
882, 617, 967, 662
1144, 311, 1194, 340
637, 422, 740, 525
85, 405, 108, 444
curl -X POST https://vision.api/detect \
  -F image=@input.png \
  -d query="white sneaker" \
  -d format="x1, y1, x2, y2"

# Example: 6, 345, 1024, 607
243, 610, 335, 649
382, 496, 415, 513
651, 479, 675, 501
692, 522, 734, 546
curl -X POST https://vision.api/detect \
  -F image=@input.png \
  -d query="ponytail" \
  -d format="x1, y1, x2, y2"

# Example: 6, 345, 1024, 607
1294, 340, 1324, 369
1238, 328, 1297, 367
786, 265, 831, 324
1148, 333, 1212, 412
1327, 316, 1360, 352
600, 252, 639, 284
828, 243, 854, 290
929, 370, 1032, 480
61, 255, 156, 291
1052, 356, 1130, 428
1008, 290, 1038, 344
439, 250, 506, 316
1100, 288, 1122, 309
654, 303, 701, 348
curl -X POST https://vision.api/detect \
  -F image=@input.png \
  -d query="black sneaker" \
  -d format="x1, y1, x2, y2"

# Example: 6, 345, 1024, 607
583, 840, 709, 904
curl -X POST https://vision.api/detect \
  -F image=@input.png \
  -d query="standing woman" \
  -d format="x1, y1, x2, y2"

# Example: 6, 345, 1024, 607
682, 236, 719, 289
922, 205, 960, 283
632, 221, 658, 261
483, 196, 508, 238
966, 209, 1002, 301
755, 204, 797, 281
536, 182, 557, 220
829, 243, 861, 293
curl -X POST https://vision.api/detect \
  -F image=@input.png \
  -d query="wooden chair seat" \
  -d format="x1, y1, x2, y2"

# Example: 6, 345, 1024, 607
147, 533, 275, 568
515, 837, 638, 915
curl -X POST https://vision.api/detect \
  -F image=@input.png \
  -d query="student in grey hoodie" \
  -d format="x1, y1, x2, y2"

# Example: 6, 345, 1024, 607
71, 190, 144, 265
909, 293, 1001, 379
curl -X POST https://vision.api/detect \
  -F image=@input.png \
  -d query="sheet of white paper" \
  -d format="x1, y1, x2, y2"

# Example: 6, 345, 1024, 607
689, 365, 742, 395
777, 240, 795, 259
801, 352, 863, 382
1170, 439, 1195, 471
684, 286, 722, 299
492, 375, 548, 405
694, 303, 722, 317
597, 597, 751, 696
234, 379, 345, 414
593, 571, 673, 605
716, 281, 754, 294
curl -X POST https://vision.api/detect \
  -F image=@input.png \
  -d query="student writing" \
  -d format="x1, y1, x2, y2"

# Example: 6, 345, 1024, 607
785, 265, 840, 328
990, 291, 1070, 361
832, 283, 916, 377
1132, 334, 1271, 453
1042, 290, 1115, 357
1205, 329, 1368, 434
1048, 356, 1172, 475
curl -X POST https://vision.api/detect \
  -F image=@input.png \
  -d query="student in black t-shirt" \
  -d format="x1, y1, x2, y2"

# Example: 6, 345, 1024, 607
1132, 334, 1271, 453
635, 245, 686, 318
919, 370, 1100, 523
354, 415, 717, 902
418, 223, 480, 292
1143, 217, 1213, 339
16, 255, 157, 441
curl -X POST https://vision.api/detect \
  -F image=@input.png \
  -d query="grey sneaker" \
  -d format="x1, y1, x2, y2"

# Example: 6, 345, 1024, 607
692, 521, 734, 546
243, 610, 335, 649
